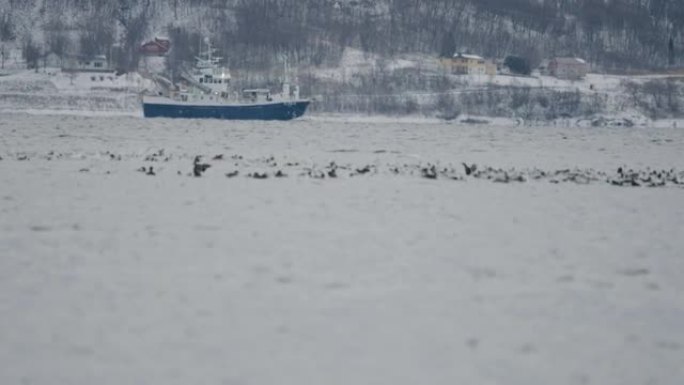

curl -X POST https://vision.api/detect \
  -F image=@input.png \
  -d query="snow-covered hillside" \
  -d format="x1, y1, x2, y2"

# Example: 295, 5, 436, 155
1, 0, 682, 72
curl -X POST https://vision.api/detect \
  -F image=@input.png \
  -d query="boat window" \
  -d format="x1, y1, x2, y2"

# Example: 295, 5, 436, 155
199, 78, 204, 83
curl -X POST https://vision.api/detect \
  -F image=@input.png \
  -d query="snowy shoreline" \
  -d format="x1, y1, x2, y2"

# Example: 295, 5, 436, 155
4, 106, 684, 129
2, 69, 684, 127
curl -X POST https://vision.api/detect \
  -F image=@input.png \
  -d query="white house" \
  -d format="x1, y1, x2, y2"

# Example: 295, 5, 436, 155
63, 55, 111, 72
548, 57, 588, 80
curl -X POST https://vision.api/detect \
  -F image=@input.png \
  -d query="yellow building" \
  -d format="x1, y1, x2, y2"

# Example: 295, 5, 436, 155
441, 53, 497, 76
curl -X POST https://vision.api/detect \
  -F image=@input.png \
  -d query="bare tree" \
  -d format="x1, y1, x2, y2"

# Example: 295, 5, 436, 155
23, 38, 41, 70
115, 0, 152, 71
0, 11, 15, 41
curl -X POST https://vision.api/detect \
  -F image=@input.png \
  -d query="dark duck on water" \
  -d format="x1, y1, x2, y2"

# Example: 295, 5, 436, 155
193, 156, 211, 177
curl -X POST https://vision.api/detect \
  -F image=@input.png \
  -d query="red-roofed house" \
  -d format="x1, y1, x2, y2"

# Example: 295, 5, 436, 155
139, 38, 171, 56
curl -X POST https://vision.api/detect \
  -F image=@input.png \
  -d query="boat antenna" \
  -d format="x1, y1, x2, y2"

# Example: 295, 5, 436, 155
281, 54, 290, 83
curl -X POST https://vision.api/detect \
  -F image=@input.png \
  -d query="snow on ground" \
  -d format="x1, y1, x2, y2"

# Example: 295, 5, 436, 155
1, 114, 684, 385
0, 70, 145, 113
453, 72, 684, 95
0, 68, 147, 93
50, 71, 148, 93
309, 47, 684, 100
313, 47, 378, 82
312, 47, 441, 82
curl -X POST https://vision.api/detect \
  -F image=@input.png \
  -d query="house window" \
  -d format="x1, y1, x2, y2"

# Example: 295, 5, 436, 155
94, 62, 103, 68
199, 78, 204, 83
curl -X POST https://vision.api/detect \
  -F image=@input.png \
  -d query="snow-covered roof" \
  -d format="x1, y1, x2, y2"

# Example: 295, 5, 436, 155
67, 54, 107, 61
453, 53, 484, 60
242, 88, 271, 94
553, 57, 587, 65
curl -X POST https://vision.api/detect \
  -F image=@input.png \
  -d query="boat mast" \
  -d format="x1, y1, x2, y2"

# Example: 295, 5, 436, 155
282, 56, 291, 98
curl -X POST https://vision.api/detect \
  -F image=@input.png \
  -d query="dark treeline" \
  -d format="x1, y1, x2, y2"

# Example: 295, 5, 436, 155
0, 0, 682, 71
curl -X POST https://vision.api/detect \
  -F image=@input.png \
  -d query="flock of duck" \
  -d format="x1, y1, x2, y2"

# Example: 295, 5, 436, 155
3, 150, 682, 188
139, 151, 682, 188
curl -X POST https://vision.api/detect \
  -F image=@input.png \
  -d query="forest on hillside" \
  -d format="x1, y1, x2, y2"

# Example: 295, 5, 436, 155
0, 0, 683, 73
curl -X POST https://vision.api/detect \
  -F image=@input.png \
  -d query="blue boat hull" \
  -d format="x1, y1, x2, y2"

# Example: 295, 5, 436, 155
143, 100, 310, 120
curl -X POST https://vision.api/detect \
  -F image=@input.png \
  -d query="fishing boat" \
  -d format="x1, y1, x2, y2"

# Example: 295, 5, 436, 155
142, 41, 309, 120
